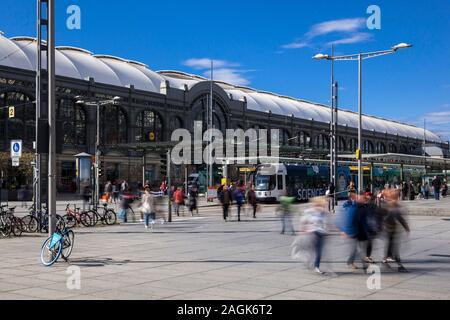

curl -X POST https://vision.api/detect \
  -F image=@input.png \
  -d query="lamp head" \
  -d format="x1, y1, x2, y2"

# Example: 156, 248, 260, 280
313, 53, 330, 60
392, 43, 412, 51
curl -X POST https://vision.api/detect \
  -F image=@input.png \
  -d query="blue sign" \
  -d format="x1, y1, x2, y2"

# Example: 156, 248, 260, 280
13, 143, 20, 152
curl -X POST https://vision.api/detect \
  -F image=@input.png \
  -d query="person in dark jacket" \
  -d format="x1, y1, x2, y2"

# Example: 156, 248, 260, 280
432, 176, 441, 200
247, 185, 258, 218
233, 186, 245, 222
221, 184, 232, 221
382, 189, 410, 272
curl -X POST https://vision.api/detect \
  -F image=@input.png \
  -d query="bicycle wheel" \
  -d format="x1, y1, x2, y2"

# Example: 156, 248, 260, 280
79, 212, 92, 227
104, 209, 117, 225
61, 230, 75, 260
63, 214, 76, 229
0, 220, 11, 237
40, 236, 62, 266
85, 210, 98, 226
12, 217, 23, 237
21, 215, 39, 233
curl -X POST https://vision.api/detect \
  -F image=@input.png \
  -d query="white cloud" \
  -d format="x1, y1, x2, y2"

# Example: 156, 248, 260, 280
183, 58, 239, 70
281, 17, 370, 51
327, 33, 373, 46
306, 18, 366, 38
182, 58, 251, 86
412, 105, 450, 141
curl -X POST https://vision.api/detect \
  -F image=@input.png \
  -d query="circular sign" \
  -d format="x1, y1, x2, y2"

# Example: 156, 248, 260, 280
13, 143, 20, 152
149, 132, 155, 141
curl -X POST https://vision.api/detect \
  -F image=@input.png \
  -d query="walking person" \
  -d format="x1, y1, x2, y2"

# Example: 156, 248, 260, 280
299, 197, 329, 274
247, 184, 258, 218
120, 180, 128, 195
432, 176, 441, 200
173, 187, 185, 216
82, 185, 91, 212
233, 186, 245, 222
188, 185, 199, 216
118, 190, 132, 223
140, 186, 156, 229
112, 182, 119, 204
278, 196, 295, 235
327, 182, 335, 212
441, 180, 448, 198
220, 183, 232, 221
381, 189, 410, 272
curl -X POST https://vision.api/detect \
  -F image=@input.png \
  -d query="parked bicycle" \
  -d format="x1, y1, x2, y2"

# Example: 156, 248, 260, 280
0, 205, 24, 237
63, 204, 92, 229
21, 204, 65, 233
40, 224, 75, 266
85, 203, 117, 226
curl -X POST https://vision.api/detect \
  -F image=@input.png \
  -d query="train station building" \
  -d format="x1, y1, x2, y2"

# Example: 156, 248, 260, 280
0, 33, 449, 197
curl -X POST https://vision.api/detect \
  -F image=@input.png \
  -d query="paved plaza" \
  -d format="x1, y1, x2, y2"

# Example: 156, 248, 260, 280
1, 199, 450, 300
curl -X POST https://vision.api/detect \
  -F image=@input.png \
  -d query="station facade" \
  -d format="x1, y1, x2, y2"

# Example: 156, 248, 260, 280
0, 34, 448, 195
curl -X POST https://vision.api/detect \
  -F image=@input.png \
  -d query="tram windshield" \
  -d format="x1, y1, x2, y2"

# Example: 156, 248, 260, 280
255, 175, 276, 191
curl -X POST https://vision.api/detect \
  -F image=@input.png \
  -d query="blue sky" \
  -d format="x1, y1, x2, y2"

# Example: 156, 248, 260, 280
1, 0, 449, 140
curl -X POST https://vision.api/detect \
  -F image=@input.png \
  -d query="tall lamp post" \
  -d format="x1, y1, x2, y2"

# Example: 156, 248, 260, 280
314, 42, 412, 193
76, 96, 121, 206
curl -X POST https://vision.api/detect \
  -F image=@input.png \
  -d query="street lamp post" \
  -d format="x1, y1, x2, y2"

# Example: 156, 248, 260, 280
314, 43, 412, 193
76, 96, 121, 206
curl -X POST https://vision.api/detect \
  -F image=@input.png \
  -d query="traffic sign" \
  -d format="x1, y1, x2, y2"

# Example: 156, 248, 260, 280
10, 140, 22, 158
12, 157, 20, 167
8, 106, 15, 118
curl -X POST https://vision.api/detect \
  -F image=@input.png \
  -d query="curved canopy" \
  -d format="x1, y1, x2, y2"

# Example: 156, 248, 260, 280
0, 33, 442, 143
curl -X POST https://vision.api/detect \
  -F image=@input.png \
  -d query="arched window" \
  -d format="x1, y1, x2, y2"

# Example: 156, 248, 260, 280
338, 137, 346, 152
0, 92, 35, 149
389, 143, 397, 153
101, 105, 127, 145
193, 96, 226, 133
348, 138, 358, 152
169, 116, 183, 133
297, 131, 311, 148
399, 145, 408, 154
280, 129, 291, 146
363, 140, 374, 154
136, 110, 163, 142
376, 142, 386, 154
314, 134, 329, 150
57, 99, 86, 146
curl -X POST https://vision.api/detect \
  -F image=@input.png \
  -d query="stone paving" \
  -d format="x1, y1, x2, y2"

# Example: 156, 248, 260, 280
0, 201, 450, 300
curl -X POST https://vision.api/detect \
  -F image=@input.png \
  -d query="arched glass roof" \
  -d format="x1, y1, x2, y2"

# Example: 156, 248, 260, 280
0, 33, 442, 143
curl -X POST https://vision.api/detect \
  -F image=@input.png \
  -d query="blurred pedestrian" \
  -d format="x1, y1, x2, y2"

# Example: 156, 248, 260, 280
220, 183, 232, 221
188, 185, 199, 216
381, 189, 410, 272
432, 176, 441, 200
173, 187, 185, 216
247, 184, 258, 218
299, 196, 329, 274
112, 182, 119, 204
278, 196, 295, 235
139, 186, 156, 229
441, 180, 447, 198
233, 186, 245, 222
422, 182, 430, 200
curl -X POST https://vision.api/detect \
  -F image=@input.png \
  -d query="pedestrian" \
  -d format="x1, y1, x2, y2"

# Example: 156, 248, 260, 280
327, 182, 335, 212
341, 192, 371, 270
188, 185, 198, 216
173, 187, 185, 216
408, 181, 415, 201
381, 189, 410, 272
82, 185, 91, 212
118, 190, 132, 223
121, 180, 128, 195
422, 182, 430, 200
298, 196, 329, 274
104, 181, 112, 203
441, 180, 448, 198
247, 184, 258, 218
233, 186, 245, 221
112, 182, 119, 204
140, 186, 156, 229
221, 183, 232, 221
278, 195, 295, 235
432, 176, 441, 200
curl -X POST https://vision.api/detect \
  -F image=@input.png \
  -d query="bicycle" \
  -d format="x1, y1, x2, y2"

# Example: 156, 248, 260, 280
22, 204, 65, 233
40, 225, 75, 266
63, 204, 92, 229
86, 203, 117, 226
0, 205, 24, 237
